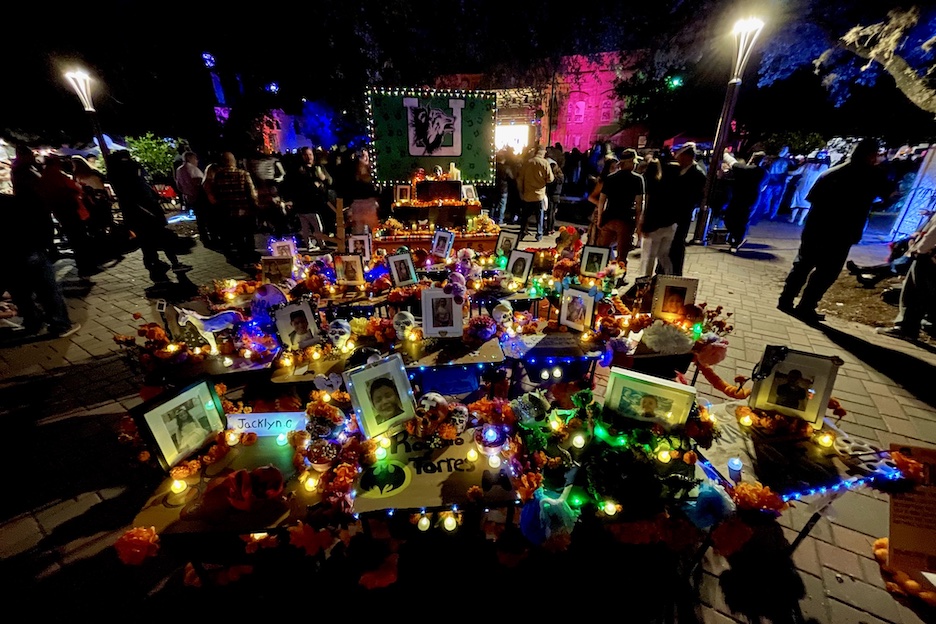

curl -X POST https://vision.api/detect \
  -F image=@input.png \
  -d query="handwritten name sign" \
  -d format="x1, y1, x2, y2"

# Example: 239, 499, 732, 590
226, 412, 307, 437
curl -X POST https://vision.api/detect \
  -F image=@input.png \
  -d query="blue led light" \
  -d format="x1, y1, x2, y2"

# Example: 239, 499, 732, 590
387, 509, 394, 517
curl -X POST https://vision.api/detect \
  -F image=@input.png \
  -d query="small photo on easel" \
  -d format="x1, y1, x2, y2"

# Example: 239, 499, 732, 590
559, 286, 595, 333
348, 234, 372, 262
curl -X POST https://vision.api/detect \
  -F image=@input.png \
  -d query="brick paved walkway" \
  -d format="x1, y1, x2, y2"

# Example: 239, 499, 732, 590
1, 222, 934, 621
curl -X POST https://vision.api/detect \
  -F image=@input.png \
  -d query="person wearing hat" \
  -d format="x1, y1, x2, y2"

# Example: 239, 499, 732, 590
778, 138, 893, 324
595, 148, 644, 265
661, 143, 706, 275
517, 145, 554, 241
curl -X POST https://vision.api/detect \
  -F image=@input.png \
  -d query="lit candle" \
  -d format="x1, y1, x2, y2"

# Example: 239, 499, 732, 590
225, 431, 240, 446
442, 515, 458, 532
739, 413, 753, 427
603, 501, 618, 516
572, 434, 586, 449
304, 474, 318, 492
657, 450, 672, 464
170, 479, 187, 494
417, 515, 431, 531
378, 436, 392, 449
466, 448, 479, 462
488, 455, 502, 468
817, 433, 835, 448
222, 357, 233, 367
276, 433, 288, 446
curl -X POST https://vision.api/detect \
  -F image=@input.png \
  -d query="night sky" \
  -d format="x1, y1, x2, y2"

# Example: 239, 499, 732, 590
4, 3, 935, 151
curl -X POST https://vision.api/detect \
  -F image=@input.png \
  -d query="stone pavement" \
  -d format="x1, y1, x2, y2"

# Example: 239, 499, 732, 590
1, 221, 935, 621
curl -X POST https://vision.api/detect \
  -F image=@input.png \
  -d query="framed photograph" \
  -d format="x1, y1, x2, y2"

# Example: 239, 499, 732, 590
462, 184, 478, 201
559, 285, 595, 332
394, 184, 412, 203
421, 287, 462, 338
269, 237, 297, 258
430, 229, 456, 258
130, 379, 226, 471
651, 275, 699, 321
348, 234, 373, 262
335, 254, 366, 286
273, 299, 319, 351
387, 252, 418, 287
604, 367, 698, 430
580, 245, 612, 278
343, 353, 417, 439
506, 249, 534, 286
749, 346, 844, 427
495, 231, 519, 258
261, 256, 294, 285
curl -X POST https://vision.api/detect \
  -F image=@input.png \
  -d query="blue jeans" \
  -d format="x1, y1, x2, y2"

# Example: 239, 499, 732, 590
492, 191, 508, 225
10, 251, 72, 332
519, 198, 546, 239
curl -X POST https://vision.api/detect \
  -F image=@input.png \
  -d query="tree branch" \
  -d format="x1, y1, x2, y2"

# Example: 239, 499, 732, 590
840, 40, 936, 114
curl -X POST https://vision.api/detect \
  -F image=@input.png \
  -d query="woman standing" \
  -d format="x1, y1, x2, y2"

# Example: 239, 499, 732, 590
636, 157, 679, 277
788, 152, 831, 226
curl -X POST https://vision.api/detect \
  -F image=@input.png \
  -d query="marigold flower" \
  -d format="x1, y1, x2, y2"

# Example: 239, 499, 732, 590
288, 521, 334, 556
114, 526, 159, 565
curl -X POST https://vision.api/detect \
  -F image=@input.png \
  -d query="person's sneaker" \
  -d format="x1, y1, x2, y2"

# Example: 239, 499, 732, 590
172, 263, 193, 273
736, 238, 748, 250
50, 322, 81, 338
876, 326, 918, 341
793, 307, 825, 324
846, 260, 861, 275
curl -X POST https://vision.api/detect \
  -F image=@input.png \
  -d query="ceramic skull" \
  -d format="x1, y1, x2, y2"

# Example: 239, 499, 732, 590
327, 319, 352, 349
393, 311, 416, 340
448, 403, 470, 433
492, 301, 514, 326
419, 392, 448, 412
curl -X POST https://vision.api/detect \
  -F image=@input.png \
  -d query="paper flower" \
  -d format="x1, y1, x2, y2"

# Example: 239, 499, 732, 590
114, 526, 160, 565
693, 333, 729, 367
641, 320, 695, 354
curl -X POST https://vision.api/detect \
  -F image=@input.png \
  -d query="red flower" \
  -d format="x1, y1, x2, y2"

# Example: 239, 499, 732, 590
114, 526, 159, 565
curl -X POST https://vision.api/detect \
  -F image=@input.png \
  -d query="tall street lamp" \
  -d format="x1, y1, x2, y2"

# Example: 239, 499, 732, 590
64, 69, 111, 161
692, 17, 765, 244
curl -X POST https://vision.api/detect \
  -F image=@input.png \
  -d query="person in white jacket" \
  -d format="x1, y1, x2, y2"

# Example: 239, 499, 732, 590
877, 211, 936, 340
788, 151, 831, 226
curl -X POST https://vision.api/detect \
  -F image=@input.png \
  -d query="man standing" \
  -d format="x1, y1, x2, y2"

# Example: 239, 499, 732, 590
722, 151, 766, 251
876, 212, 936, 341
209, 152, 259, 265
663, 143, 706, 275
517, 145, 554, 242
282, 146, 332, 250
596, 148, 644, 266
778, 139, 892, 324
756, 146, 793, 221
174, 151, 213, 246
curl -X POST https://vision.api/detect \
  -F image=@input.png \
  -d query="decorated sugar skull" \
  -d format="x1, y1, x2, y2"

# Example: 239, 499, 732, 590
327, 319, 352, 349
448, 403, 470, 433
443, 272, 467, 305
392, 311, 416, 340
492, 300, 514, 326
457, 247, 476, 263
467, 264, 483, 282
419, 392, 448, 412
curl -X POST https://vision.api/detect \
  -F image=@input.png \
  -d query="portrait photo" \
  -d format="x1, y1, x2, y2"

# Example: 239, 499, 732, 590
462, 184, 478, 201
349, 235, 373, 262
394, 184, 412, 203
270, 238, 297, 258
335, 254, 366, 286
421, 287, 463, 337
261, 256, 294, 285
343, 353, 417, 438
386, 252, 418, 287
579, 245, 611, 278
651, 276, 699, 322
431, 229, 456, 258
132, 380, 226, 470
749, 346, 843, 426
506, 249, 534, 285
495, 231, 520, 259
559, 286, 595, 332
604, 367, 698, 430
274, 300, 319, 351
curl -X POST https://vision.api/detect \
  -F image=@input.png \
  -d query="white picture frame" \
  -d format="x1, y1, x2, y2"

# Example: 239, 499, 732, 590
348, 234, 373, 262
495, 231, 519, 258
749, 346, 844, 427
506, 249, 534, 286
387, 252, 418, 287
269, 238, 297, 258
462, 184, 478, 201
604, 367, 698, 431
335, 254, 366, 286
651, 275, 699, 322
261, 256, 294, 285
421, 287, 463, 338
344, 353, 417, 439
559, 285, 595, 332
430, 229, 456, 258
273, 300, 319, 351
394, 184, 412, 203
579, 245, 612, 278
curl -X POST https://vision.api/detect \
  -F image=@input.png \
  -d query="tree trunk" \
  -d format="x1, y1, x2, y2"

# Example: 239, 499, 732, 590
841, 41, 936, 115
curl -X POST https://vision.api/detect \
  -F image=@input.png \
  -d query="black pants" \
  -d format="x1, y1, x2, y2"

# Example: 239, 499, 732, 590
668, 220, 692, 276
894, 255, 936, 333
780, 238, 851, 311
724, 199, 755, 245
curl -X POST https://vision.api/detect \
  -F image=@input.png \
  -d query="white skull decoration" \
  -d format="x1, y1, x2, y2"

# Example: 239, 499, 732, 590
492, 301, 514, 326
419, 392, 448, 412
327, 319, 352, 349
393, 311, 416, 340
448, 403, 470, 433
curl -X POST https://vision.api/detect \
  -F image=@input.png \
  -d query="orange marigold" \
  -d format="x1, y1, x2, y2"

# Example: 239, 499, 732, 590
892, 451, 925, 483
114, 526, 159, 565
731, 482, 787, 515
466, 485, 485, 502
241, 432, 258, 446
288, 521, 334, 556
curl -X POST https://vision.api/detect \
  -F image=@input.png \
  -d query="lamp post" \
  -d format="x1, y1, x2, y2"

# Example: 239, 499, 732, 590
692, 17, 764, 244
64, 69, 110, 161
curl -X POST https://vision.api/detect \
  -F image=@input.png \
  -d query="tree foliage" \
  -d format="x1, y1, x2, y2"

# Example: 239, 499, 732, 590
125, 133, 181, 179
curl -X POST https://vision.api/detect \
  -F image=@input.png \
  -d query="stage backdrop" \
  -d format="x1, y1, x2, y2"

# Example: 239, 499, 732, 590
366, 87, 496, 186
